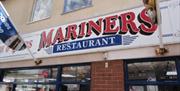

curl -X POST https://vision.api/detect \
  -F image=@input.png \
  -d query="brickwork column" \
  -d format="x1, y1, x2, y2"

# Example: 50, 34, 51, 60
91, 60, 124, 91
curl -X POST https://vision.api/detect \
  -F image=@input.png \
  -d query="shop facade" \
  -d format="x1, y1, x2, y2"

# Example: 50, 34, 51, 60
0, 0, 180, 91
1, 57, 180, 91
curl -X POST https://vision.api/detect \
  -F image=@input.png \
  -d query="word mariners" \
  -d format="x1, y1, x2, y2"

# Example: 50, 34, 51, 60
38, 9, 157, 51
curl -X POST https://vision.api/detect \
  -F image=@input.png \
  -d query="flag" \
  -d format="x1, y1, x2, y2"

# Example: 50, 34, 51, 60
0, 2, 26, 51
142, 0, 158, 24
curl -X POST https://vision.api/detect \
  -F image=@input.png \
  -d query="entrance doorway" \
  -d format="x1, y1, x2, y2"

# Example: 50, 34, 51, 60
129, 85, 180, 91
125, 56, 180, 91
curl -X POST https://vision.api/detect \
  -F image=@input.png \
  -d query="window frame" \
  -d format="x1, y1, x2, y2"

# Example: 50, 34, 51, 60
63, 0, 92, 14
124, 56, 180, 91
30, 0, 53, 22
0, 63, 91, 91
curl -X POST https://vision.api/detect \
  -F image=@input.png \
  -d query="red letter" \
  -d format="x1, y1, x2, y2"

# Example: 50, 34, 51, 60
78, 22, 86, 38
120, 12, 139, 34
65, 24, 77, 41
103, 15, 119, 35
86, 18, 103, 37
38, 29, 54, 51
53, 27, 64, 44
138, 9, 157, 35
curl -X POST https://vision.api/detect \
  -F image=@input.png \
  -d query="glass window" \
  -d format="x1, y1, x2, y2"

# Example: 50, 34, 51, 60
0, 84, 13, 91
1, 68, 57, 91
61, 65, 91, 91
31, 0, 53, 22
3, 68, 57, 83
64, 0, 92, 13
1, 65, 91, 91
16, 84, 56, 91
0, 84, 56, 91
128, 61, 177, 80
62, 65, 91, 83
62, 84, 90, 91
126, 57, 180, 91
129, 85, 180, 91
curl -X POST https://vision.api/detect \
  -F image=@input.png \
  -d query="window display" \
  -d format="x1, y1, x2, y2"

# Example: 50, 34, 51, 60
0, 64, 91, 91
3, 68, 57, 83
1, 68, 57, 91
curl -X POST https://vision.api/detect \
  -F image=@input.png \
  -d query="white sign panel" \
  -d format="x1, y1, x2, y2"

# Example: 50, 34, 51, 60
0, 1, 179, 62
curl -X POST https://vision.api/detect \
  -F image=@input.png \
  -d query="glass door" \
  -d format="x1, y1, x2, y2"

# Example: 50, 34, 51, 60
129, 85, 180, 91
125, 56, 180, 91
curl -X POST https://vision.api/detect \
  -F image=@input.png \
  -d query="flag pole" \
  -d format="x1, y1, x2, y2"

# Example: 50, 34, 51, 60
142, 0, 168, 55
18, 34, 37, 61
27, 46, 37, 61
8, 15, 37, 61
156, 0, 163, 48
155, 0, 168, 55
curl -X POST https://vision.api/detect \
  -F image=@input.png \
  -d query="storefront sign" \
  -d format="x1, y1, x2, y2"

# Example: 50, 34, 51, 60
38, 9, 157, 51
0, 1, 179, 62
53, 35, 122, 53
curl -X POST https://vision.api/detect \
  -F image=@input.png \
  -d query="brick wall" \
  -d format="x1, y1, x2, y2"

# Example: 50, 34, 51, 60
91, 60, 124, 91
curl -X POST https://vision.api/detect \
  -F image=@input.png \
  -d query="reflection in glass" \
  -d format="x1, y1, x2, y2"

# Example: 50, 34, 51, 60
128, 61, 177, 80
3, 68, 57, 83
62, 84, 90, 91
16, 85, 56, 91
62, 65, 90, 83
64, 0, 92, 13
129, 86, 144, 91
62, 84, 79, 91
61, 65, 90, 91
0, 84, 13, 91
31, 0, 53, 21
0, 84, 56, 91
129, 85, 180, 91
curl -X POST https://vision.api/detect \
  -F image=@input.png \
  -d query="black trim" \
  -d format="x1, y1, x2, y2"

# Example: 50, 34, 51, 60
176, 61, 180, 80
56, 66, 62, 91
0, 62, 90, 70
0, 70, 4, 82
125, 55, 180, 63
124, 60, 129, 91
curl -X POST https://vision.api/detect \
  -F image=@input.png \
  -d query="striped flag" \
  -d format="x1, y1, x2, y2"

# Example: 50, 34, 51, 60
0, 2, 26, 51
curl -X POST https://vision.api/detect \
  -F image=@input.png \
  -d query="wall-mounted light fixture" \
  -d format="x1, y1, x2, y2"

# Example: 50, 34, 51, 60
34, 60, 42, 65
104, 52, 109, 68
155, 47, 168, 55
